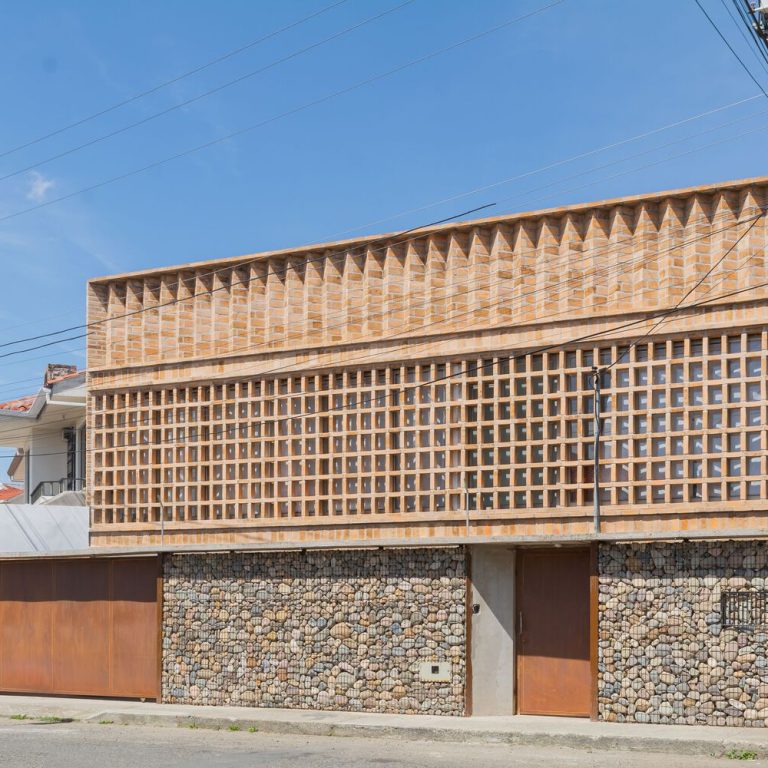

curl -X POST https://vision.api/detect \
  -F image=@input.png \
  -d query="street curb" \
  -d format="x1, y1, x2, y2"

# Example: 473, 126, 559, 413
83, 711, 768, 758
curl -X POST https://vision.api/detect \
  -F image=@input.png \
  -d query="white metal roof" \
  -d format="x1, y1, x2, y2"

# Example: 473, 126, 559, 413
0, 504, 89, 553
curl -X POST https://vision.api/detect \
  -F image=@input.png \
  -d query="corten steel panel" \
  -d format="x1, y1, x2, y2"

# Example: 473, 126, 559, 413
110, 558, 160, 699
0, 557, 159, 699
51, 560, 110, 695
516, 549, 591, 717
0, 561, 53, 693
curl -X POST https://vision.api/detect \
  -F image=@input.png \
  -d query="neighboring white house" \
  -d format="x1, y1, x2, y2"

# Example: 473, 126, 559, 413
0, 364, 86, 505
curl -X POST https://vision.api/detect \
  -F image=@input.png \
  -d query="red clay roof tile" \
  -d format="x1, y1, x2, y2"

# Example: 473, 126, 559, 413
0, 394, 35, 413
0, 485, 23, 501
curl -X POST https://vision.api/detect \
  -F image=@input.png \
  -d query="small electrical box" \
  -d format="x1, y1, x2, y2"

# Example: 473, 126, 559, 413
418, 661, 452, 682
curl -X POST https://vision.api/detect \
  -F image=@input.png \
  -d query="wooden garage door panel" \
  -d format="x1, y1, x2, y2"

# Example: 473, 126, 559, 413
0, 562, 53, 692
51, 561, 110, 695
0, 557, 160, 700
111, 559, 159, 698
517, 549, 591, 717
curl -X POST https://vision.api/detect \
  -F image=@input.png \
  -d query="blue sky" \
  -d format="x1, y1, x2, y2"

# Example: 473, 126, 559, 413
0, 0, 765, 406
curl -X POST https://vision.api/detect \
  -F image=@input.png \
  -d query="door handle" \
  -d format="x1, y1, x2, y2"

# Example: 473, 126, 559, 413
518, 611, 523, 636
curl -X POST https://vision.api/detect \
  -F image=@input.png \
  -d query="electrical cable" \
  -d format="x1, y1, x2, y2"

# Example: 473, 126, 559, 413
0, 85, 762, 353
0, 0, 352, 160
0, 201, 762, 408
731, 0, 768, 67
0, 88, 759, 343
719, 0, 768, 76
3, 212, 746, 439
0, 202, 496, 354
0, 0, 761, 361
1, 209, 764, 448
491, 106, 768, 209
493, 112, 768, 217
602, 210, 765, 370
327, 94, 763, 239
2, 97, 766, 360
118, 208, 768, 374
0, 0, 417, 185
3, 276, 767, 462
0, 1, 562, 228
694, 0, 768, 98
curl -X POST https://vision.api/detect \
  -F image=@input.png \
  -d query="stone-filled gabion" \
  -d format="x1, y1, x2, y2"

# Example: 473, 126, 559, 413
162, 548, 465, 714
599, 542, 768, 727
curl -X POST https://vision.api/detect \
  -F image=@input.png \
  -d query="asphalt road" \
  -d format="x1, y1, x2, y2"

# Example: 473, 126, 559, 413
0, 721, 762, 768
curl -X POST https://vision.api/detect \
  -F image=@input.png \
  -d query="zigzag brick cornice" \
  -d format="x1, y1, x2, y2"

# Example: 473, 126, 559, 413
88, 179, 768, 371
86, 177, 768, 378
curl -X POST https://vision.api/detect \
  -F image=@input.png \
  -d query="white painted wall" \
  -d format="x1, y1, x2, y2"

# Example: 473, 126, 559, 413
28, 429, 70, 499
470, 546, 516, 715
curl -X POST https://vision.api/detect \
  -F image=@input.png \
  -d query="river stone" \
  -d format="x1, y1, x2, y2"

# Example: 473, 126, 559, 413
161, 548, 465, 716
598, 542, 768, 728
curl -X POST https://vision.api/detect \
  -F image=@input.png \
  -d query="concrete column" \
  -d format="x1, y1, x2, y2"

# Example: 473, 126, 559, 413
470, 546, 516, 715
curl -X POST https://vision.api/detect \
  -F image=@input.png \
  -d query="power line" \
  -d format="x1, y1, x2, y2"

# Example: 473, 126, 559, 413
0, 190, 762, 372
694, 0, 768, 98
2, 208, 763, 447
0, 89, 759, 343
0, 346, 86, 377
327, 94, 763, 239
0, 1, 759, 364
2, 198, 736, 412
4, 276, 767, 462
1, 97, 764, 358
0, 3, 564, 360
176, 279, 768, 443
494, 111, 768, 217
603, 210, 765, 370
78, 205, 768, 370
491, 104, 768, 208
7, 267, 768, 457
112, 208, 768, 373
0, 0, 351, 161
2, 36, 764, 354
0, 0, 417, 185
3, 65, 766, 378
139, 210, 767, 392
0, 203, 497, 360
0, 1, 563, 227
2, 204, 762, 450
719, 0, 768, 76
733, 0, 768, 66
0, 332, 91, 361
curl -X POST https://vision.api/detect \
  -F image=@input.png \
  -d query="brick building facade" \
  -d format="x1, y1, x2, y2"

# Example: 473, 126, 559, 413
74, 176, 768, 721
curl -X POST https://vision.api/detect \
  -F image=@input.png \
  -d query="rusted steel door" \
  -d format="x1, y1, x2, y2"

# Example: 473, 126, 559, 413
0, 557, 160, 699
516, 548, 591, 716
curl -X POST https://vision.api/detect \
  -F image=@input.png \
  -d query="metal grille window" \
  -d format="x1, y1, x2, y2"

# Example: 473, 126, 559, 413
720, 591, 768, 630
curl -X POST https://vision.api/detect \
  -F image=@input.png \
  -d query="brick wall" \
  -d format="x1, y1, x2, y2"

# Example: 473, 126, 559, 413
86, 178, 768, 547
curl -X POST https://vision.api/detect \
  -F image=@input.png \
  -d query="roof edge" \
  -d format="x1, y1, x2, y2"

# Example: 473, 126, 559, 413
2, 528, 768, 559
7, 449, 24, 478
88, 175, 768, 286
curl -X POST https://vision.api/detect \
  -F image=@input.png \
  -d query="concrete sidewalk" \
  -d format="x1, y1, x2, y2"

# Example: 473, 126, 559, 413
0, 695, 766, 758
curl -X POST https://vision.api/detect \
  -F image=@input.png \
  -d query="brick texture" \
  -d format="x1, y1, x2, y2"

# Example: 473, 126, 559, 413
86, 178, 768, 546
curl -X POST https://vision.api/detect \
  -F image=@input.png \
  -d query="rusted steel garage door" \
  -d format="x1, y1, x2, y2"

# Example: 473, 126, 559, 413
0, 557, 160, 699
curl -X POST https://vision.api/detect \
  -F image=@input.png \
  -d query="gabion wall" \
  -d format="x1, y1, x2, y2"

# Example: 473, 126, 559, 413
162, 548, 466, 714
600, 541, 768, 727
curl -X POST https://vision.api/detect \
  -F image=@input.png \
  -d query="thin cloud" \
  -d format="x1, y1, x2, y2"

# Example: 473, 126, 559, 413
26, 171, 56, 202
